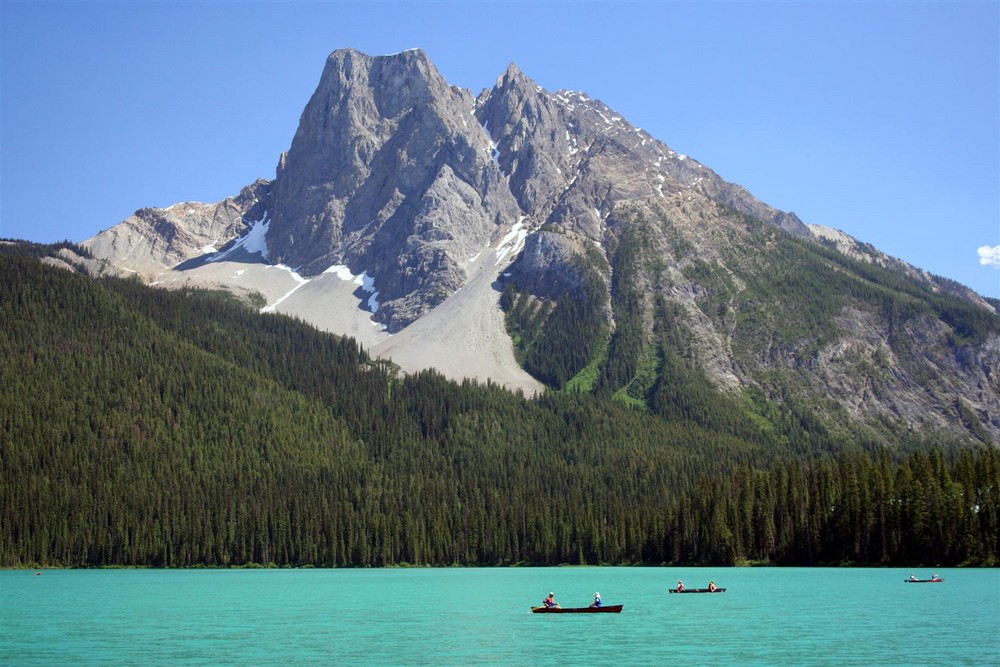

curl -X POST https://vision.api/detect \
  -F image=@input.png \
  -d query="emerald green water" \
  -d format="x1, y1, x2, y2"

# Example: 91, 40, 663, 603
2, 568, 997, 665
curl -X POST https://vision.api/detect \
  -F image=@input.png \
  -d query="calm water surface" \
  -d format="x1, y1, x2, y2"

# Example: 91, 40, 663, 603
2, 567, 997, 665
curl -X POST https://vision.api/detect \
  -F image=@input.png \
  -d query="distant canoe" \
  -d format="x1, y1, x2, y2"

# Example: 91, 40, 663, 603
669, 588, 726, 594
531, 604, 623, 613
904, 579, 944, 583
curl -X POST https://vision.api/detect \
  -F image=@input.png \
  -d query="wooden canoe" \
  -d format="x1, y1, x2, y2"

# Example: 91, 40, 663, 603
669, 588, 726, 593
531, 604, 623, 613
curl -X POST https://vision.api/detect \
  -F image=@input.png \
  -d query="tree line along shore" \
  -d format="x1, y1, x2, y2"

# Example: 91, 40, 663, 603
2, 244, 997, 568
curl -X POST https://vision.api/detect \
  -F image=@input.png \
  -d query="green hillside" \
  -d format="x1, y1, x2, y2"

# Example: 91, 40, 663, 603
2, 243, 996, 567
501, 205, 1000, 447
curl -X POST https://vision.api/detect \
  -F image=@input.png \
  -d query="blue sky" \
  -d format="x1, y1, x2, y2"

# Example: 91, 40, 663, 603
2, 1, 998, 297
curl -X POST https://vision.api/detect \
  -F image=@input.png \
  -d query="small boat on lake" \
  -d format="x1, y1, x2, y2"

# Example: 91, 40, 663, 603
669, 588, 726, 593
904, 578, 944, 583
531, 604, 623, 613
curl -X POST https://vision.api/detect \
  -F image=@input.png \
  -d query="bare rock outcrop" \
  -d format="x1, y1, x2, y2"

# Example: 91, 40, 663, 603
84, 180, 270, 277
266, 48, 521, 329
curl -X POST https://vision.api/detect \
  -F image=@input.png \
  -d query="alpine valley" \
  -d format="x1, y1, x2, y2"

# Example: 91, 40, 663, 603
3, 49, 999, 568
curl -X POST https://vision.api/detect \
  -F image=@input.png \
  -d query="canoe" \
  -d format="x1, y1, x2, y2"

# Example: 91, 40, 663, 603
669, 588, 726, 593
531, 604, 623, 613
904, 579, 944, 583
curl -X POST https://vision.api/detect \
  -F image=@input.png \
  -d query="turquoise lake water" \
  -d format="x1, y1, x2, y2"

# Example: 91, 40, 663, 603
2, 567, 997, 665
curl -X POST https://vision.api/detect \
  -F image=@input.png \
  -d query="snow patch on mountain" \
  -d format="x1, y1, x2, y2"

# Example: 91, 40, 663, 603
481, 120, 501, 166
207, 215, 270, 263
326, 265, 382, 314
261, 264, 307, 312
259, 263, 384, 323
495, 218, 529, 265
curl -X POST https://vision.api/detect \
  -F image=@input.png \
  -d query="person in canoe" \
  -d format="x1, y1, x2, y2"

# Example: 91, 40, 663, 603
590, 592, 602, 608
931, 573, 941, 581
543, 592, 560, 608
708, 581, 718, 592
909, 573, 918, 581
676, 580, 685, 592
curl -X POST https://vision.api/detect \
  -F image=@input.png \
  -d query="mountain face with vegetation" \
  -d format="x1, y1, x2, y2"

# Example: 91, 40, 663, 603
80, 48, 999, 448
2, 242, 997, 568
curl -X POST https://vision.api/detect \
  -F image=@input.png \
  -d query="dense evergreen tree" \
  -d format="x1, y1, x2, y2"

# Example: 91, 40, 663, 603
1, 244, 996, 568
673, 448, 999, 566
501, 254, 607, 389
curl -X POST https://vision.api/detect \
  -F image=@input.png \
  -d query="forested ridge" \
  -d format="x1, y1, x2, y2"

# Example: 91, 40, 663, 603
2, 243, 997, 567
500, 206, 1000, 446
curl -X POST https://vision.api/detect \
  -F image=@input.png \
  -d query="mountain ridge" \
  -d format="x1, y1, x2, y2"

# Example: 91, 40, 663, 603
80, 47, 1000, 444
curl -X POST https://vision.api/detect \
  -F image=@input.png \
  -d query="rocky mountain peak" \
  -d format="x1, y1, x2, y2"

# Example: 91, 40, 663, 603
84, 49, 835, 328
265, 47, 519, 328
318, 48, 443, 119
494, 62, 533, 91
81, 48, 999, 443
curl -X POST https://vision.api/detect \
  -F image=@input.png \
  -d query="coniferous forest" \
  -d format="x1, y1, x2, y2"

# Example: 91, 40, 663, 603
1, 243, 997, 568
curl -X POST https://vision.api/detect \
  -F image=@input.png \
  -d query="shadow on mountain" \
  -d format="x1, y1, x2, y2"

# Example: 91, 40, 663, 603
173, 246, 269, 272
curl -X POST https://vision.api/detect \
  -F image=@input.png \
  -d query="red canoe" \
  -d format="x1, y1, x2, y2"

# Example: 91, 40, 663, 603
531, 604, 623, 613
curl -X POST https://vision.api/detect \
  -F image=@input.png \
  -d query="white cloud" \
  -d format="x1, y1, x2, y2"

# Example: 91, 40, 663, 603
978, 245, 1000, 269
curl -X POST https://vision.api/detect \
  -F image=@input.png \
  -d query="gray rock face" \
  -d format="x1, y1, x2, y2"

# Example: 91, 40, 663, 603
87, 48, 808, 330
475, 65, 579, 220
475, 66, 810, 244
266, 48, 520, 329
83, 180, 270, 276
262, 49, 813, 331
504, 230, 597, 300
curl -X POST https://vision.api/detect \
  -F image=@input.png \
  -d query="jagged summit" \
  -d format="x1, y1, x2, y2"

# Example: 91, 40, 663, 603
315, 47, 441, 117
494, 62, 532, 89
82, 48, 999, 442
89, 47, 809, 308
265, 46, 519, 330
